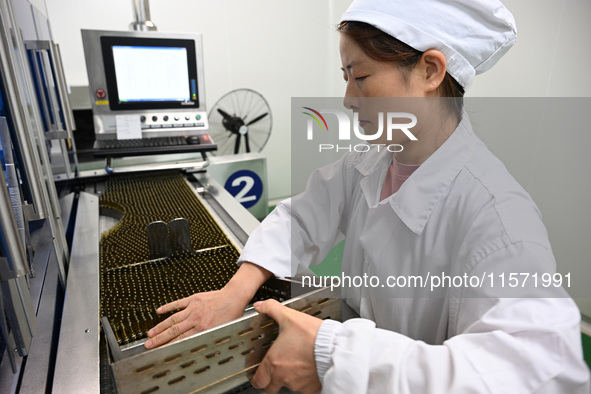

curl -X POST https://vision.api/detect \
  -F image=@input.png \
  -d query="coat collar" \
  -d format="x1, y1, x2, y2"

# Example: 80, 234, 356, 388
355, 113, 476, 235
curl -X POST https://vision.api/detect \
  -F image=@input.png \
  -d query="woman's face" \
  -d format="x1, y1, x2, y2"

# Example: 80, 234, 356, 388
339, 33, 426, 144
339, 33, 424, 99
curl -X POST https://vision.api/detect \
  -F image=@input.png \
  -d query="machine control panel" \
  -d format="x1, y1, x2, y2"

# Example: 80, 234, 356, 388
93, 111, 210, 139
139, 111, 207, 129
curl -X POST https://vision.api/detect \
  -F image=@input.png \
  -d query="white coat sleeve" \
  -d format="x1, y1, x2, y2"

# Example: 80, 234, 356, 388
316, 243, 590, 393
238, 153, 353, 277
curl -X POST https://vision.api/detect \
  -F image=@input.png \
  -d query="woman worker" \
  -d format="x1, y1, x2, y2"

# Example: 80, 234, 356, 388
145, 0, 591, 392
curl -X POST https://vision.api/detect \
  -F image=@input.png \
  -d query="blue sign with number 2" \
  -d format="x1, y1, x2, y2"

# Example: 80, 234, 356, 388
224, 170, 263, 209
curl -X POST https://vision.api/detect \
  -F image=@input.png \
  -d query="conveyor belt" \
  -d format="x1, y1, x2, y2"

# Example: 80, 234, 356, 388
99, 171, 243, 345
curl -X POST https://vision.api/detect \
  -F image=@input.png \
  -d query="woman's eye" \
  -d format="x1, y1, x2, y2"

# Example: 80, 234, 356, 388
355, 76, 368, 82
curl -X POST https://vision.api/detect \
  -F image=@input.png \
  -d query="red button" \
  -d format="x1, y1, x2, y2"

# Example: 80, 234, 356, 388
95, 89, 106, 99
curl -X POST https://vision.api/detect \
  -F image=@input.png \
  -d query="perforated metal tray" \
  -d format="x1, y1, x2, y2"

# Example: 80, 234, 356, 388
104, 286, 341, 394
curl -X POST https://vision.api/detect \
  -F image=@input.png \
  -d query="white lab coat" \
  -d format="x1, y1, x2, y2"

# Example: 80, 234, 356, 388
238, 114, 590, 393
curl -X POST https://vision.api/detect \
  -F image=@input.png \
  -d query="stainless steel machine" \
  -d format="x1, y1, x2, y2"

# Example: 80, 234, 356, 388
49, 169, 342, 394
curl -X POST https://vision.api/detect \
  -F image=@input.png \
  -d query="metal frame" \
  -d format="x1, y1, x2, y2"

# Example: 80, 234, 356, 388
0, 0, 48, 221
0, 118, 28, 280
24, 40, 78, 180
0, 117, 36, 370
52, 192, 100, 393
0, 0, 69, 285
104, 152, 209, 174
0, 214, 60, 393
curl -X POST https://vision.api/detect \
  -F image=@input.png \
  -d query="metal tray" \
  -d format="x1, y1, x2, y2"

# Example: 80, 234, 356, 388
103, 286, 341, 394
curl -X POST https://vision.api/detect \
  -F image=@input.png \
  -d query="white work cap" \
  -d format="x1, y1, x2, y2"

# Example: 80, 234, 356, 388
340, 0, 517, 90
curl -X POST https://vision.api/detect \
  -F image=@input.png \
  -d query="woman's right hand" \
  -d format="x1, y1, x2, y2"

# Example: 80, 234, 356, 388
144, 286, 246, 349
143, 262, 272, 349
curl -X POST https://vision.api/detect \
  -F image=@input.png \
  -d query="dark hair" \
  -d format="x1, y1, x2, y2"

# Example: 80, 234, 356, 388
338, 21, 464, 123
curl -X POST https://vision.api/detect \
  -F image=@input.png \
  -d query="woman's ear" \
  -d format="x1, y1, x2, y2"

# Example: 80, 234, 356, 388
417, 49, 447, 94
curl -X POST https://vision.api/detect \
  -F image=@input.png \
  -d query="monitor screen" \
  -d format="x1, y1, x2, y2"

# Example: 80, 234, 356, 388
113, 46, 190, 103
101, 36, 199, 110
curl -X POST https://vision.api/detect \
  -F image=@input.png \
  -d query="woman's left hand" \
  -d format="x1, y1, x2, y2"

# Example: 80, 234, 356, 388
251, 299, 323, 394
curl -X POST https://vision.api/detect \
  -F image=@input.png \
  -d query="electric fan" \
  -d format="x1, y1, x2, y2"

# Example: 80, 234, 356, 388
208, 89, 272, 156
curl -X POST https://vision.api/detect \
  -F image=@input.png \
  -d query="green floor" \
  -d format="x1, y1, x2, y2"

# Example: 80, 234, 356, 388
583, 332, 591, 370
266, 205, 591, 370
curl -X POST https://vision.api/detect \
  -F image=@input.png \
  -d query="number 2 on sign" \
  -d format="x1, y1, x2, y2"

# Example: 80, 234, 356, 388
232, 176, 257, 203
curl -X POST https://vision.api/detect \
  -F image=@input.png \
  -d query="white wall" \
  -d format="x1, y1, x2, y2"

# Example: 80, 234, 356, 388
469, 0, 591, 97
466, 0, 591, 316
45, 0, 591, 313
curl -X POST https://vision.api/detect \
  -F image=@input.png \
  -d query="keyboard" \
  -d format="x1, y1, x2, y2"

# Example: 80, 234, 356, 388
93, 135, 217, 158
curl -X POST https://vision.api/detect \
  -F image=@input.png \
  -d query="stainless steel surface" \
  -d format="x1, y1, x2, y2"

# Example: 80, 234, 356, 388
53, 41, 79, 179
0, 0, 48, 221
168, 218, 195, 255
20, 38, 71, 272
0, 210, 59, 392
0, 117, 26, 261
18, 244, 61, 393
102, 317, 124, 363
24, 40, 77, 179
52, 192, 100, 394
0, 1, 70, 286
105, 155, 209, 174
130, 0, 157, 31
2, 276, 36, 356
191, 174, 261, 247
51, 42, 76, 138
110, 287, 341, 394
0, 163, 37, 361
0, 132, 29, 280
0, 313, 20, 390
19, 40, 73, 264
0, 289, 17, 372
26, 42, 59, 138
0, 1, 79, 390
26, 41, 63, 136
3, 6, 64, 224
146, 221, 170, 260
69, 85, 92, 110
59, 193, 76, 230
77, 152, 209, 178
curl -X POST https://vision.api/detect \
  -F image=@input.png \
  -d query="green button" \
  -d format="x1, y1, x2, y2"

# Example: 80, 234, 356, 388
195, 114, 201, 120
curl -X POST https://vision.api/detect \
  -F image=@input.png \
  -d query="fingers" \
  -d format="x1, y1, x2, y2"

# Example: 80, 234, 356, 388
147, 308, 188, 337
250, 300, 323, 394
253, 299, 289, 326
144, 310, 192, 349
251, 359, 283, 394
155, 297, 190, 314
251, 300, 299, 393
251, 359, 272, 390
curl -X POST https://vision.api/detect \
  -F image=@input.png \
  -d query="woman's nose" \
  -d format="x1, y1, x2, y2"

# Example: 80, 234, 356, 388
343, 83, 360, 111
